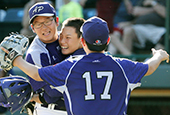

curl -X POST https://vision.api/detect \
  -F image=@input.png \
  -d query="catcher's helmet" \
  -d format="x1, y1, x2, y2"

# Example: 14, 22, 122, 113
0, 75, 33, 114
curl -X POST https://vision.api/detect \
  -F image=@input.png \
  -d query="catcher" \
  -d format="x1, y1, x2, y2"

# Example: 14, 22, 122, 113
25, 2, 67, 115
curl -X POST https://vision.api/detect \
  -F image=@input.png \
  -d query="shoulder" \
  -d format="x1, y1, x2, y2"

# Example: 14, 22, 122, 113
106, 54, 139, 67
113, 57, 148, 71
27, 37, 47, 54
27, 44, 46, 55
66, 55, 84, 63
113, 57, 136, 64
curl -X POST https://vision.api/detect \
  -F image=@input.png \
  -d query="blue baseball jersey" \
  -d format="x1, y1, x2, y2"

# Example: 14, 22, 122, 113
69, 48, 85, 56
26, 35, 66, 103
38, 53, 148, 115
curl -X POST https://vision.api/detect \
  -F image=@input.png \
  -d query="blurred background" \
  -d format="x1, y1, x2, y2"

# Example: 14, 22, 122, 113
0, 0, 170, 115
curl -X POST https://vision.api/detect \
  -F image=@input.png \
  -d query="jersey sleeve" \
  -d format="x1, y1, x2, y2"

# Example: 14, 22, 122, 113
38, 60, 73, 88
115, 58, 148, 83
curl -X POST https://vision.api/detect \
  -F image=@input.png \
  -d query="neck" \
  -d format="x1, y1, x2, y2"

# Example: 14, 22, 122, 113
86, 50, 104, 55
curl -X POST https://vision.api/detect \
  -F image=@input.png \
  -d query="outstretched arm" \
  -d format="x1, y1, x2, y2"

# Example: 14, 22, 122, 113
1, 47, 43, 81
144, 48, 169, 76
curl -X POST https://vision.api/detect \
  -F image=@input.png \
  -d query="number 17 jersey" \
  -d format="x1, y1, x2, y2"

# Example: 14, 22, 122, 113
39, 53, 148, 115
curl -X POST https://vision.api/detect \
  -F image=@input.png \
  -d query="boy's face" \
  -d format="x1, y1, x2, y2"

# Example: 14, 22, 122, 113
59, 26, 82, 55
31, 16, 58, 43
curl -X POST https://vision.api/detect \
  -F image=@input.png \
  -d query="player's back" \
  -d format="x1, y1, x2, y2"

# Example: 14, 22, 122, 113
66, 53, 129, 115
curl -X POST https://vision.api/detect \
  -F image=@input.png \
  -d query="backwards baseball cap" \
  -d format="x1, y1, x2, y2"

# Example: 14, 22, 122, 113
81, 16, 109, 51
29, 2, 56, 24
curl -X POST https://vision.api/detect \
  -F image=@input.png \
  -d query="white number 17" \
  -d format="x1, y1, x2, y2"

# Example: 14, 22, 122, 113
82, 71, 113, 100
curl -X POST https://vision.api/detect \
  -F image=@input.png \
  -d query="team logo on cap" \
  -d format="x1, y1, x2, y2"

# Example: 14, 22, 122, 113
32, 6, 44, 15
93, 40, 102, 45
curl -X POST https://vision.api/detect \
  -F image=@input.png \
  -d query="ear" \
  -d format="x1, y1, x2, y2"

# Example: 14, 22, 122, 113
81, 38, 86, 46
107, 37, 110, 45
31, 24, 35, 33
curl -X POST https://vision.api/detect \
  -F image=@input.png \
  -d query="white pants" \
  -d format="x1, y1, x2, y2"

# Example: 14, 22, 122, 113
33, 103, 67, 115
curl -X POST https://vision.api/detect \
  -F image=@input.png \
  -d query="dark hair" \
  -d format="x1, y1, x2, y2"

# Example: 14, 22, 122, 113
53, 16, 56, 22
86, 41, 107, 51
62, 18, 85, 38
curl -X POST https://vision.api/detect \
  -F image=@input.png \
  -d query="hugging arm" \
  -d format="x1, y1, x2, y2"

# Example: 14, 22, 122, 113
144, 48, 169, 76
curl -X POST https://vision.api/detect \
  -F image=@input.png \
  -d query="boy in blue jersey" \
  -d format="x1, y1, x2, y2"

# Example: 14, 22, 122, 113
3, 16, 169, 115
25, 2, 67, 115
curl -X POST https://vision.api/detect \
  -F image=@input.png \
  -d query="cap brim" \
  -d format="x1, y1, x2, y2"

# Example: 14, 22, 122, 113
29, 13, 54, 24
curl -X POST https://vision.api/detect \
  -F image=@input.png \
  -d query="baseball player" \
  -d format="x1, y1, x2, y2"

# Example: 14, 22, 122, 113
59, 17, 85, 56
25, 2, 67, 115
1, 16, 169, 115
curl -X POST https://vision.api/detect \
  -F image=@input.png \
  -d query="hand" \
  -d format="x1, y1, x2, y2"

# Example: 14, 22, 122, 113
30, 94, 42, 104
151, 48, 169, 63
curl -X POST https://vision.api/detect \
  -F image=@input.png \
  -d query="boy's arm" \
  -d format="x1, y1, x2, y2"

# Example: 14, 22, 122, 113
144, 48, 169, 76
13, 56, 42, 81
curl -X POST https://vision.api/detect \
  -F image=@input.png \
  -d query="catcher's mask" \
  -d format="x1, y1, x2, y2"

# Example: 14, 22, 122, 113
0, 75, 33, 114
